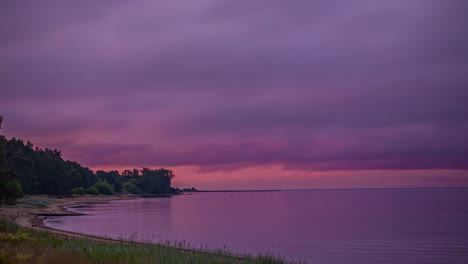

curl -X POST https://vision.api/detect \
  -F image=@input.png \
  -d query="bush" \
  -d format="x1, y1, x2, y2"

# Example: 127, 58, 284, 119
94, 181, 113, 195
123, 182, 144, 194
72, 187, 85, 195
1, 179, 24, 203
85, 186, 99, 195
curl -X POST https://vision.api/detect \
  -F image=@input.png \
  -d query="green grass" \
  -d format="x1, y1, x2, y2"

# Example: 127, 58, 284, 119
16, 196, 56, 208
0, 219, 301, 264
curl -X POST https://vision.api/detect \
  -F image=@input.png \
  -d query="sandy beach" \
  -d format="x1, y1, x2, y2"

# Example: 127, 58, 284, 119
0, 195, 135, 241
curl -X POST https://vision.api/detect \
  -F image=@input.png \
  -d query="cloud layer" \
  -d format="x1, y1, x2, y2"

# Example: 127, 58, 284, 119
1, 0, 468, 188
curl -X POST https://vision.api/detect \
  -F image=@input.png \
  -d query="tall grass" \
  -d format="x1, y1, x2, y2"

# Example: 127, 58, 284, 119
0, 219, 301, 264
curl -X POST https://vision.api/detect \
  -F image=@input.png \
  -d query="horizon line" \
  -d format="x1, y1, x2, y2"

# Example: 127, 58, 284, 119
195, 186, 468, 192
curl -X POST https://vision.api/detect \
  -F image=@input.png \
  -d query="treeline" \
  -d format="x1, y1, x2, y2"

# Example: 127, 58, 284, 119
0, 116, 181, 203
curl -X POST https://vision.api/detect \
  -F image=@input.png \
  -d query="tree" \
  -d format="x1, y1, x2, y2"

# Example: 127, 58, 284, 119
122, 169, 133, 177
96, 170, 120, 185
139, 168, 175, 194
0, 116, 182, 196
0, 135, 6, 171
0, 116, 10, 203
0, 116, 6, 169
6, 154, 36, 194
65, 161, 90, 189
1, 179, 24, 203
36, 149, 69, 195
72, 186, 85, 195
123, 182, 144, 194
94, 181, 113, 195
85, 185, 99, 195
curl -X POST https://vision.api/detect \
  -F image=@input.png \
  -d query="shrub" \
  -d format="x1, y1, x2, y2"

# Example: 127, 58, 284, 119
94, 181, 113, 195
123, 182, 144, 194
72, 187, 85, 195
1, 179, 24, 203
85, 186, 99, 195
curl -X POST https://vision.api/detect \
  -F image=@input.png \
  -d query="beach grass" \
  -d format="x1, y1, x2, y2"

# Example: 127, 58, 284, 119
16, 196, 57, 208
0, 219, 297, 264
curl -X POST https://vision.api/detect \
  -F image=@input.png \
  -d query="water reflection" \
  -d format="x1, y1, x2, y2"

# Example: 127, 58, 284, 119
44, 189, 468, 263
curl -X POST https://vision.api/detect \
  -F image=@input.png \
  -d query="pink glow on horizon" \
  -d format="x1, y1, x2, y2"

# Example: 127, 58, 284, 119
89, 165, 468, 190
1, 1, 467, 189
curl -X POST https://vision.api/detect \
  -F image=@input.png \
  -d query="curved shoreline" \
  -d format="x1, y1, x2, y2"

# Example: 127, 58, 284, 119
1, 195, 136, 241
1, 195, 254, 260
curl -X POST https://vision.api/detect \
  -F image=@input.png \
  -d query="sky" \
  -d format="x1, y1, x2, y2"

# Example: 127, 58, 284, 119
1, 0, 468, 190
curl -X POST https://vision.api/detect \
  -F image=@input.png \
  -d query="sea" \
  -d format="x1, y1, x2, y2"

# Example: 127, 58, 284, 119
43, 188, 468, 264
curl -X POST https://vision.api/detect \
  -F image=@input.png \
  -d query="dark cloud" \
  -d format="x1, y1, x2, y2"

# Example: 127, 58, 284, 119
1, 0, 467, 178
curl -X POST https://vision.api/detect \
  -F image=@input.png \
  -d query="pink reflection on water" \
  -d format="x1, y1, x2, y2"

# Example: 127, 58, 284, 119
45, 189, 468, 263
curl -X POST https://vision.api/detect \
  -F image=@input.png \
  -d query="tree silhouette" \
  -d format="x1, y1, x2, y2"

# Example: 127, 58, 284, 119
0, 115, 183, 201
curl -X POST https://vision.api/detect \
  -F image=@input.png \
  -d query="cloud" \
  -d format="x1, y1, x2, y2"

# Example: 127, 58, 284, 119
1, 0, 467, 186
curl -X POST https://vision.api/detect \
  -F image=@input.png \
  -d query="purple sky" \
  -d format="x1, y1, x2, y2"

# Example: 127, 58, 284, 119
1, 1, 468, 189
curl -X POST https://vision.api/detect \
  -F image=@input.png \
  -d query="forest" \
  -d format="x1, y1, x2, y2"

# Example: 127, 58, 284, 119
0, 116, 181, 203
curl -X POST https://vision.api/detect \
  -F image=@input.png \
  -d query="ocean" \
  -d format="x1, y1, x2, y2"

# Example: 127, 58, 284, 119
44, 188, 468, 263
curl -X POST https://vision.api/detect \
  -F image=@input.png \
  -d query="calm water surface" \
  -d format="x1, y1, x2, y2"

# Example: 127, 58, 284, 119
44, 189, 468, 263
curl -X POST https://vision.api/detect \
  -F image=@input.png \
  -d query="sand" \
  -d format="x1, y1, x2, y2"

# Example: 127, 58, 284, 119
0, 195, 258, 262
0, 195, 136, 242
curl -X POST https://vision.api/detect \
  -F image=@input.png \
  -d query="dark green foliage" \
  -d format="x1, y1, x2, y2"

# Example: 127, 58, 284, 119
171, 187, 182, 194
96, 171, 124, 193
72, 187, 86, 195
113, 176, 124, 193
85, 186, 99, 195
36, 150, 68, 195
93, 181, 114, 195
3, 139, 38, 194
138, 167, 174, 194
0, 116, 180, 198
0, 135, 7, 200
182, 187, 198, 192
0, 179, 24, 203
66, 161, 91, 189
122, 182, 144, 194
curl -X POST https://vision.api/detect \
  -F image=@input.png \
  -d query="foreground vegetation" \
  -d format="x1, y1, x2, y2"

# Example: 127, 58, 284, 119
0, 116, 192, 203
0, 219, 291, 264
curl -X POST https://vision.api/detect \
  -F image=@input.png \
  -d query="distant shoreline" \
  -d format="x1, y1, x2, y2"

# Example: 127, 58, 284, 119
196, 189, 281, 192
197, 186, 468, 192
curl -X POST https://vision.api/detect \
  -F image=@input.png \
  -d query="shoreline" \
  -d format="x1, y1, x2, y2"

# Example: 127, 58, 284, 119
0, 195, 137, 242
0, 195, 266, 262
